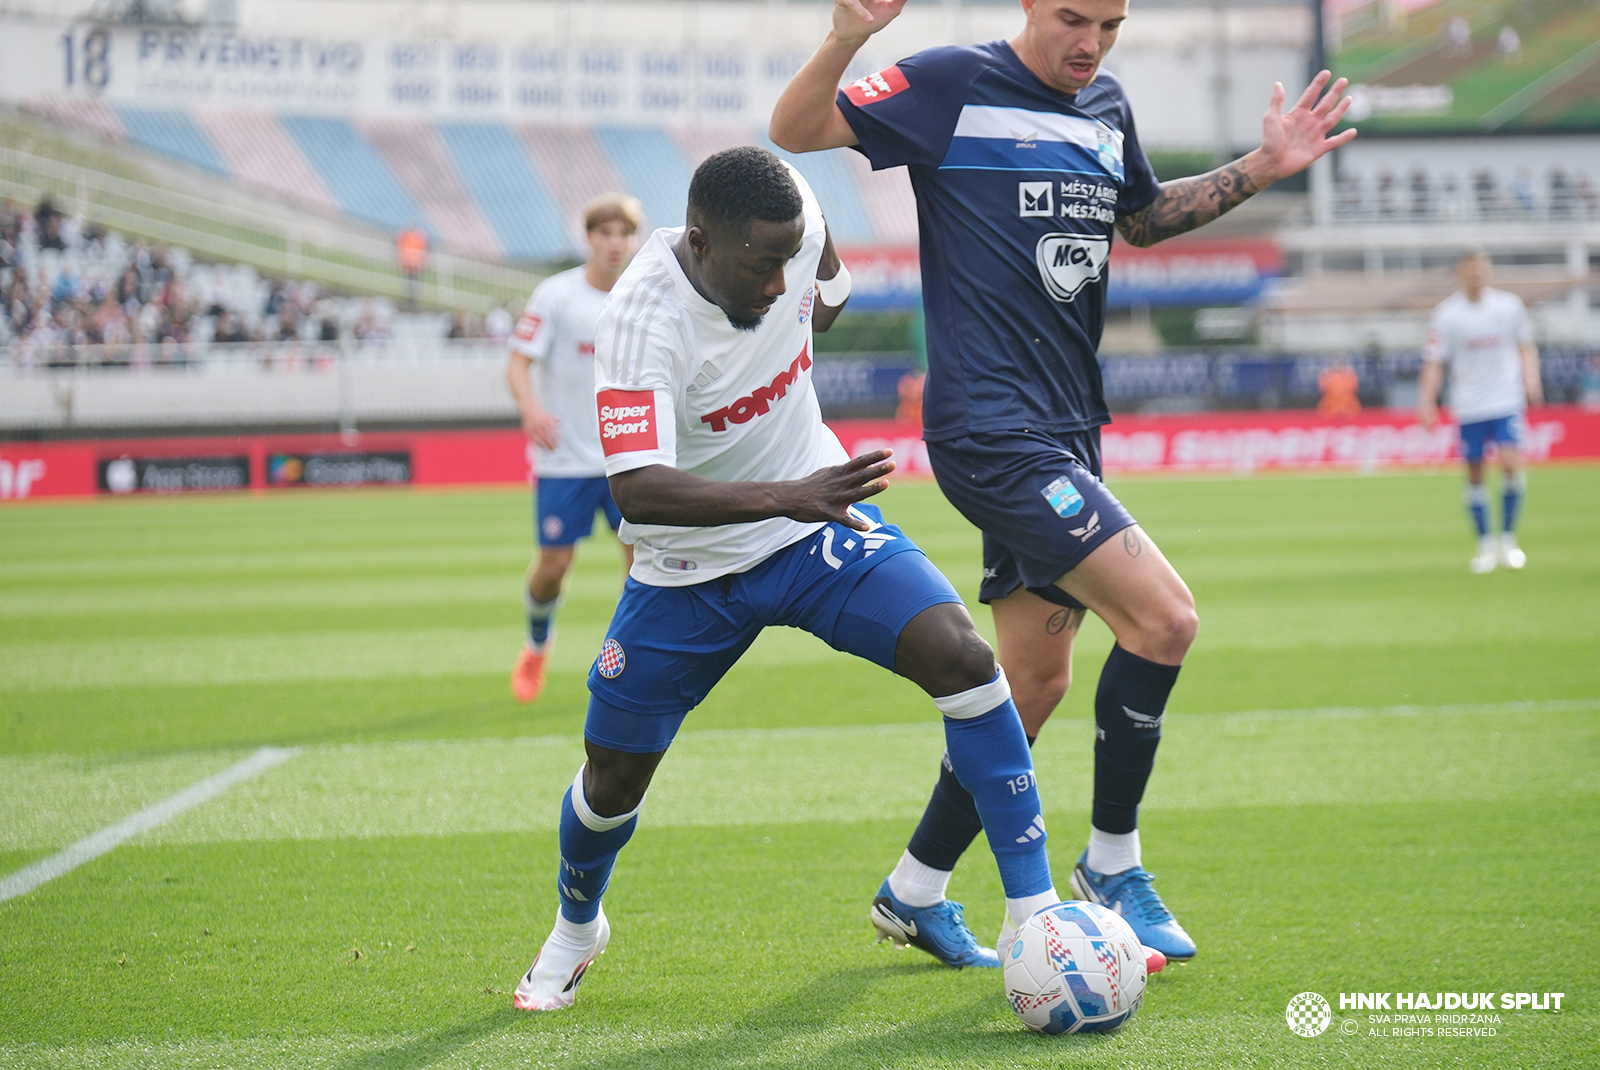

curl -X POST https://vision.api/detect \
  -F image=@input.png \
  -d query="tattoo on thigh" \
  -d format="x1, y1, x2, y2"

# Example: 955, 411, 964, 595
1046, 607, 1085, 635
1123, 529, 1143, 557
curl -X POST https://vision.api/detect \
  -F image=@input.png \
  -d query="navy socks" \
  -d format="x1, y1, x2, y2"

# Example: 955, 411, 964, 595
1092, 644, 1180, 835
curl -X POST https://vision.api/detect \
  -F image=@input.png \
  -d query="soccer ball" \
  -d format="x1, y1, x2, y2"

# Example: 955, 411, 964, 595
1004, 900, 1147, 1034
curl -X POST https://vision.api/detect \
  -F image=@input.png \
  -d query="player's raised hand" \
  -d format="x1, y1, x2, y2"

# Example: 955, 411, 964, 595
785, 449, 896, 528
833, 0, 909, 44
1259, 70, 1357, 182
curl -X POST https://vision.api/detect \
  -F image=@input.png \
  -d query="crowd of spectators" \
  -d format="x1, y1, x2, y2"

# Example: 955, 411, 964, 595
1, 197, 511, 368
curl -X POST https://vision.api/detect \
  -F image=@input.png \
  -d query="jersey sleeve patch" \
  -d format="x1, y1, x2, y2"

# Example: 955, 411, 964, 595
843, 65, 910, 106
514, 313, 542, 343
598, 389, 659, 455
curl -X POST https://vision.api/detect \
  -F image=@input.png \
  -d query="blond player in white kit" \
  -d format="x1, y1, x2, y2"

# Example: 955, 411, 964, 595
1418, 248, 1543, 573
505, 195, 643, 702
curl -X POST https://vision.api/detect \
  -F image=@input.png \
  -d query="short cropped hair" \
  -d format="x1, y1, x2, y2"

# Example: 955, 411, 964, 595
687, 146, 803, 230
584, 193, 643, 234
1459, 244, 1491, 263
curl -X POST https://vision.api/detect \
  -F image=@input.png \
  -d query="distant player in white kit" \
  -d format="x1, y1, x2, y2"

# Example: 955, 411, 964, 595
1418, 247, 1543, 573
505, 194, 643, 702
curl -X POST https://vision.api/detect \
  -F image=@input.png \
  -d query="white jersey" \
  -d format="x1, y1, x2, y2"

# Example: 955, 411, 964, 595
1423, 287, 1533, 424
511, 267, 611, 477
593, 167, 845, 587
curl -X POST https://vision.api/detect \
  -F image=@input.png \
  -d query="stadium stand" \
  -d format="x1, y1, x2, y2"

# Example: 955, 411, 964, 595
436, 121, 570, 261
278, 115, 425, 235
359, 119, 503, 262
114, 106, 227, 178
21, 102, 922, 259
191, 108, 342, 219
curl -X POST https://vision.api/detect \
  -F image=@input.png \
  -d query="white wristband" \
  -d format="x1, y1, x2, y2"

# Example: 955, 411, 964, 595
816, 263, 852, 306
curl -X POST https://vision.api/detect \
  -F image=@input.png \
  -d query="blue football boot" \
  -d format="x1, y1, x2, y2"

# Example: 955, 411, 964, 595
1068, 850, 1197, 960
870, 880, 1000, 968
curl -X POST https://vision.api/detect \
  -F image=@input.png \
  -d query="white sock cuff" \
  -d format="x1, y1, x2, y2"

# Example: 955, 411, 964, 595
525, 589, 564, 617
888, 850, 952, 908
1006, 887, 1060, 928
932, 667, 1011, 721
569, 766, 641, 832
1464, 483, 1489, 505
1505, 471, 1527, 493
1087, 826, 1142, 875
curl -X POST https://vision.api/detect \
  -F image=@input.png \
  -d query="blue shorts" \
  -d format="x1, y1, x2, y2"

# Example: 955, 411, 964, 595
585, 503, 963, 753
928, 428, 1136, 609
536, 476, 623, 546
1458, 414, 1524, 463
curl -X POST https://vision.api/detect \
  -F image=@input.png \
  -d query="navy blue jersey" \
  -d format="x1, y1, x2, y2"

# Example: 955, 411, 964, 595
838, 42, 1160, 441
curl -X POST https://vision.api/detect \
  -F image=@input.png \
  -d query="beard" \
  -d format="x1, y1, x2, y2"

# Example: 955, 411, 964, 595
725, 310, 765, 332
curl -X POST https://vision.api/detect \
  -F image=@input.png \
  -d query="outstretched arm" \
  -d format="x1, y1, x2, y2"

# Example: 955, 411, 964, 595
609, 450, 895, 531
1117, 71, 1357, 247
770, 0, 907, 151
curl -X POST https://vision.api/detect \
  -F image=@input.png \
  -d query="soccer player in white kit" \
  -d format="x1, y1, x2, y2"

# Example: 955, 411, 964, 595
1418, 248, 1543, 573
512, 147, 1062, 1012
505, 195, 643, 702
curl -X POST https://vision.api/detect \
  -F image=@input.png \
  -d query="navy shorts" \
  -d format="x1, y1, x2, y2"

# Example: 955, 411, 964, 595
536, 476, 623, 546
1458, 414, 1524, 463
927, 428, 1135, 609
584, 504, 963, 753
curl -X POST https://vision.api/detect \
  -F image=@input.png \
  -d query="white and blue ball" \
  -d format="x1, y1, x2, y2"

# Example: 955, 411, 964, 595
1004, 900, 1147, 1035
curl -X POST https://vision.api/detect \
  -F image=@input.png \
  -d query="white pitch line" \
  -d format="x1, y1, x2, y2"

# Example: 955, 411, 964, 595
0, 746, 298, 903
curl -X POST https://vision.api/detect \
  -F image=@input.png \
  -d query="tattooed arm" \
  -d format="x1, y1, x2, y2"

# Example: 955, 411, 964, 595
1117, 71, 1358, 248
1116, 159, 1268, 247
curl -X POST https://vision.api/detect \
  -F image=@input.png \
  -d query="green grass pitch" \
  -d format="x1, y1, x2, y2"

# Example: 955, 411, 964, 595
2, 467, 1597, 1068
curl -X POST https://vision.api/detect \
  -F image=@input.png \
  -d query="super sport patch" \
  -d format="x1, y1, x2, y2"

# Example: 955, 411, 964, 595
514, 313, 542, 342
843, 65, 909, 106
598, 388, 659, 455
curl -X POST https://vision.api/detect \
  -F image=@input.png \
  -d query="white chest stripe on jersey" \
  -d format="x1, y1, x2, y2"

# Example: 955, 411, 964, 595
952, 106, 1124, 164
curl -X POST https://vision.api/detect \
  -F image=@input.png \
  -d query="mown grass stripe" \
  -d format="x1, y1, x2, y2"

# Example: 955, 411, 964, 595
0, 746, 298, 902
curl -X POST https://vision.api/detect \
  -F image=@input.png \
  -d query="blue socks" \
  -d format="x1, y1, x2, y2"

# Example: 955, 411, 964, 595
526, 589, 562, 649
1465, 483, 1490, 539
557, 767, 639, 924
1502, 472, 1525, 535
936, 670, 1054, 903
1093, 644, 1180, 835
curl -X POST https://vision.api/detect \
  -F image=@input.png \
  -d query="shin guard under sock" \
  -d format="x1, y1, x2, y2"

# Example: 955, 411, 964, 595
937, 670, 1053, 902
1502, 472, 1525, 535
1092, 645, 1181, 835
1465, 483, 1490, 539
905, 735, 1037, 873
557, 766, 640, 924
525, 590, 562, 649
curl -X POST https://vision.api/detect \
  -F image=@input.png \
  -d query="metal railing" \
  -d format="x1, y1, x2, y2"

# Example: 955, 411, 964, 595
0, 147, 543, 313
0, 337, 506, 374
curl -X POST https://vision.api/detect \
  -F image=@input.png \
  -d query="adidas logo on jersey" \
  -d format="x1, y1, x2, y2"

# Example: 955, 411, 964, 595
698, 343, 812, 432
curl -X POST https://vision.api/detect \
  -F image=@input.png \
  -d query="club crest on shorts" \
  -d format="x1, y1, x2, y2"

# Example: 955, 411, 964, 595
1041, 475, 1085, 518
597, 638, 625, 678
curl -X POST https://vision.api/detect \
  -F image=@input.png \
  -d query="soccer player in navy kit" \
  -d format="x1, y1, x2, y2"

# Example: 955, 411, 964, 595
773, 0, 1356, 963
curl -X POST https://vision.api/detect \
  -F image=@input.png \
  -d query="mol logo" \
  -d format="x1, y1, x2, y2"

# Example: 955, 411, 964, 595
1035, 232, 1110, 303
1019, 181, 1053, 218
